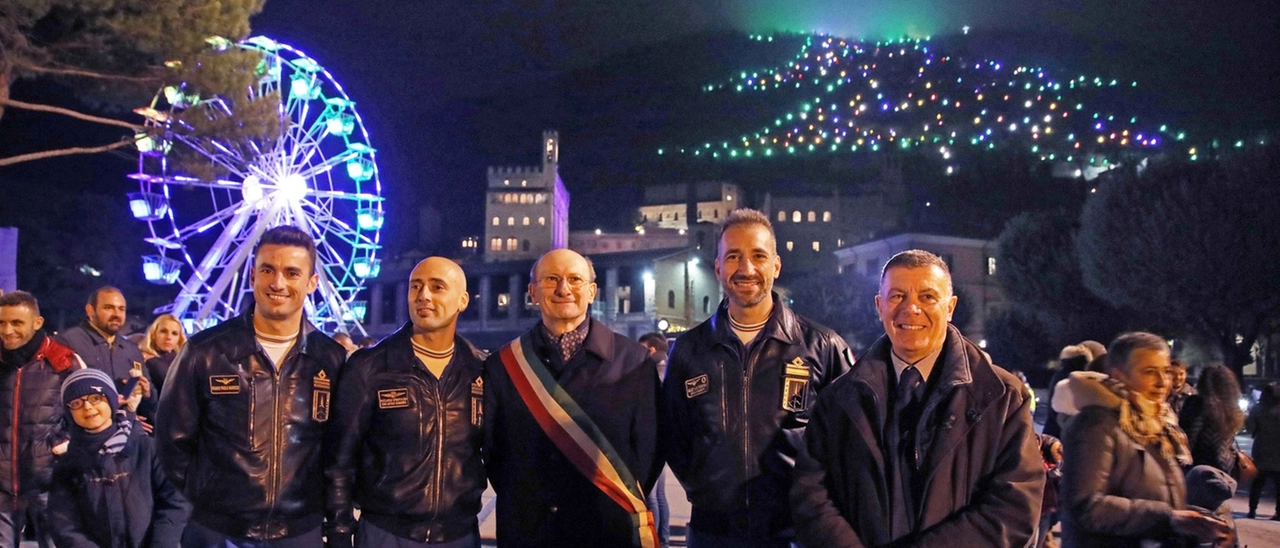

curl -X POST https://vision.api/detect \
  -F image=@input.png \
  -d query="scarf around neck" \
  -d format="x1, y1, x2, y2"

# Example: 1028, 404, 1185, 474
1053, 371, 1191, 467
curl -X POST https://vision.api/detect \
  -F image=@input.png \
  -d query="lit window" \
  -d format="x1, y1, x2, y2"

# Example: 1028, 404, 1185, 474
988, 257, 997, 276
491, 217, 499, 226
786, 241, 794, 251
807, 211, 816, 222
506, 238, 517, 251
523, 217, 530, 226
538, 217, 546, 226
507, 217, 515, 226
535, 194, 546, 204
497, 294, 510, 309
792, 211, 801, 223
520, 180, 527, 187
822, 211, 832, 222
777, 210, 786, 221
812, 241, 821, 252
503, 179, 510, 186
490, 238, 501, 251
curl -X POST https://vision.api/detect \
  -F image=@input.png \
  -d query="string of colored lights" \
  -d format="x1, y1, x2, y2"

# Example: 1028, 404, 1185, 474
665, 33, 1265, 175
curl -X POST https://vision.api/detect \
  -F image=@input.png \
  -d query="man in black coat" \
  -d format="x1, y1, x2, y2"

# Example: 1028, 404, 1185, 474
0, 290, 81, 548
791, 250, 1044, 547
60, 286, 153, 411
663, 208, 853, 547
484, 249, 662, 547
156, 226, 347, 547
326, 257, 488, 547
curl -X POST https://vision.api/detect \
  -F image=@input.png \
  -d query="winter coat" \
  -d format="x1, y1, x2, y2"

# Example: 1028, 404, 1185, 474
1247, 401, 1280, 472
325, 324, 488, 543
1055, 372, 1189, 547
0, 334, 80, 506
144, 353, 175, 399
1178, 395, 1238, 474
60, 323, 152, 402
154, 309, 346, 541
48, 414, 190, 548
662, 296, 853, 540
790, 324, 1044, 548
483, 319, 661, 548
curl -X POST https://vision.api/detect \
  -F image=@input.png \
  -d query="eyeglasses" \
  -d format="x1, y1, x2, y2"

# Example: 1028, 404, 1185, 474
537, 275, 591, 289
67, 394, 109, 410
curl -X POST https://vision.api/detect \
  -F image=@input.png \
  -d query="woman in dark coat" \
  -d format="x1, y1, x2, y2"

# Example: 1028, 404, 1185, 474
1178, 364, 1244, 474
139, 314, 186, 397
49, 369, 189, 548
1055, 332, 1229, 547
1247, 382, 1280, 519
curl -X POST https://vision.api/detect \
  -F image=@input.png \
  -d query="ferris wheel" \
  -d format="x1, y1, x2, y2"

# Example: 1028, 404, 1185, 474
128, 35, 383, 335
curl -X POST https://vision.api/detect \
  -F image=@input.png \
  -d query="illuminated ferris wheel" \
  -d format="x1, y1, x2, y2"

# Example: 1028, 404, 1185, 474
128, 36, 383, 334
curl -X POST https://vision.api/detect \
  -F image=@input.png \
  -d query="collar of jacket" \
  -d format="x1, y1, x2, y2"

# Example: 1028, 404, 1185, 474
380, 322, 484, 372
530, 318, 615, 362
706, 292, 801, 348
79, 320, 124, 348
224, 305, 320, 363
849, 324, 1003, 415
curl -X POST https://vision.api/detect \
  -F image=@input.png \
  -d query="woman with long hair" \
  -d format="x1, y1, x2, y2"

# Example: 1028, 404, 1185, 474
1178, 364, 1245, 474
1247, 382, 1280, 519
140, 314, 186, 397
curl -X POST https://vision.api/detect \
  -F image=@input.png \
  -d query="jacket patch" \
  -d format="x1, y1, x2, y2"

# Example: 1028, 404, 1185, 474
781, 357, 811, 412
470, 378, 484, 426
378, 388, 411, 409
313, 389, 331, 422
685, 374, 709, 399
209, 375, 241, 394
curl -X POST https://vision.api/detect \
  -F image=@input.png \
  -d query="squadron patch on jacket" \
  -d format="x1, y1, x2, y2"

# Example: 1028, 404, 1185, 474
209, 375, 241, 395
313, 370, 332, 421
470, 378, 484, 426
378, 388, 411, 409
685, 374, 709, 399
781, 357, 811, 412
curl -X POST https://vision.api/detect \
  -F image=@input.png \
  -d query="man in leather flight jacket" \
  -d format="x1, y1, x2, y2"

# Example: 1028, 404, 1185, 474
326, 257, 488, 547
156, 226, 346, 547
663, 209, 854, 547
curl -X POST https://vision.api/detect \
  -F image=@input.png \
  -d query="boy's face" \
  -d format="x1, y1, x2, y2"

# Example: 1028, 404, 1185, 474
69, 394, 114, 434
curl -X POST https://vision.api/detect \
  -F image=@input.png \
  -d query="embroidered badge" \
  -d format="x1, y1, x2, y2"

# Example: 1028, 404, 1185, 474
378, 388, 411, 410
312, 370, 332, 422
781, 357, 811, 412
470, 378, 484, 427
684, 374, 709, 399
209, 375, 241, 395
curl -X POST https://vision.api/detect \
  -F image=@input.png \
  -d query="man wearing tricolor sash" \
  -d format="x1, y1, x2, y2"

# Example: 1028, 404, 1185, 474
483, 249, 662, 547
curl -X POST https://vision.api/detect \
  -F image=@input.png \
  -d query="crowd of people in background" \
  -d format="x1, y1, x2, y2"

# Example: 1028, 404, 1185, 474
0, 210, 1275, 548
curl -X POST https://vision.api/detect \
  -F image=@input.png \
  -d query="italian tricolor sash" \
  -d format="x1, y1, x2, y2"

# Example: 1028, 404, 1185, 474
498, 333, 659, 548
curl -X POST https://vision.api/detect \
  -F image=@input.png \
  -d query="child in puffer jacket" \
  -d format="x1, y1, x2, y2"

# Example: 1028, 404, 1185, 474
48, 368, 189, 548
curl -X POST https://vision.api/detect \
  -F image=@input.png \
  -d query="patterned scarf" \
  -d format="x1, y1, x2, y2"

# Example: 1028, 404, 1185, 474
1097, 375, 1192, 467
545, 321, 589, 363
100, 411, 133, 455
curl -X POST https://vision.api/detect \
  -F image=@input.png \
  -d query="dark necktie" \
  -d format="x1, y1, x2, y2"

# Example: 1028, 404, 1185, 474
896, 366, 924, 466
890, 365, 924, 539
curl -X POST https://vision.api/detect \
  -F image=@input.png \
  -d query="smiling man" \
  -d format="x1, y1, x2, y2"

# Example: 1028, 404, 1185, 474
326, 257, 488, 547
791, 249, 1044, 547
663, 208, 853, 547
156, 225, 346, 548
61, 287, 153, 411
483, 248, 661, 547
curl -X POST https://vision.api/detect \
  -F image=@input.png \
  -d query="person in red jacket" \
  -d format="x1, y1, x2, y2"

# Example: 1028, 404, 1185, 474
0, 290, 82, 547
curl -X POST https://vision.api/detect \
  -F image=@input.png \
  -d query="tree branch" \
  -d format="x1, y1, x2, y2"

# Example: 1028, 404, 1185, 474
0, 139, 134, 167
15, 61, 161, 84
0, 99, 142, 130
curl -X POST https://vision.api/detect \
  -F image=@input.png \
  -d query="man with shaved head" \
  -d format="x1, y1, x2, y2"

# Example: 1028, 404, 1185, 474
326, 257, 488, 547
484, 249, 662, 547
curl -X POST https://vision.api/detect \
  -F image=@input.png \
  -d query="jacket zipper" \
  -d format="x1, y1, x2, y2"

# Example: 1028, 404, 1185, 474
718, 362, 728, 434
11, 367, 21, 511
741, 343, 757, 512
430, 378, 446, 540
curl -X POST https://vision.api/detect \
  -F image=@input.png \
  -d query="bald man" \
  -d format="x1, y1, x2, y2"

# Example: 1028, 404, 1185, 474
325, 257, 488, 547
484, 249, 662, 547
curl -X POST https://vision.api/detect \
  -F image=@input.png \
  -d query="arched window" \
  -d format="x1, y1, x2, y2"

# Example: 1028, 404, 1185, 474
489, 238, 501, 251
507, 217, 515, 226
807, 211, 816, 222
538, 217, 546, 226
506, 238, 517, 250
792, 211, 801, 223
702, 296, 710, 314
777, 210, 786, 221
521, 239, 530, 251
822, 211, 832, 222
667, 290, 676, 309
522, 217, 530, 226
491, 217, 500, 226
